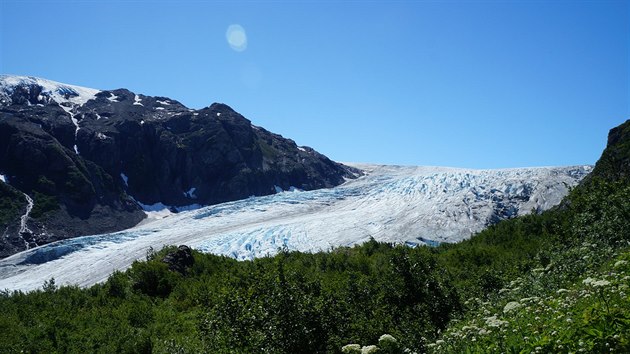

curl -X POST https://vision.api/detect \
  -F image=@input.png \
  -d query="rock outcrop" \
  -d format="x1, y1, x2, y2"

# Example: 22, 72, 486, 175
162, 245, 194, 274
587, 119, 630, 182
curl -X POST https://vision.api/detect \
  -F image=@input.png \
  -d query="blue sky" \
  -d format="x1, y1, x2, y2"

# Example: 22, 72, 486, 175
1, 0, 628, 168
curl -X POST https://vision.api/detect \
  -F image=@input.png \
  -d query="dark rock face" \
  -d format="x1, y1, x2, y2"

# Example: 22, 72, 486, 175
76, 98, 355, 206
162, 245, 194, 274
588, 119, 630, 182
0, 76, 357, 258
0, 106, 146, 258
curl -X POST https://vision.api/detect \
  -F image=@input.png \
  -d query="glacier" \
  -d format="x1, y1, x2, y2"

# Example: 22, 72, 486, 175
0, 163, 591, 292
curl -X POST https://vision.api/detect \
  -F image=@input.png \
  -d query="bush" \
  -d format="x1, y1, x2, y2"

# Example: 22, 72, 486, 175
129, 260, 179, 298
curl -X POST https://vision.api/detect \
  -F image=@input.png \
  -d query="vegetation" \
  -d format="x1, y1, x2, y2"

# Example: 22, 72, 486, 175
0, 182, 25, 227
428, 243, 630, 353
0, 242, 459, 353
29, 190, 59, 219
1, 122, 628, 353
259, 139, 280, 159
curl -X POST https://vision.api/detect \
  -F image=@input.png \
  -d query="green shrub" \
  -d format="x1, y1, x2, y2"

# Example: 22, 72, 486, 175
129, 260, 180, 298
29, 190, 59, 219
0, 183, 25, 226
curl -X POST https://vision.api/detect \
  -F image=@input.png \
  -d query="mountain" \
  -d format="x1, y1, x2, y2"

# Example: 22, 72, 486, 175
0, 75, 357, 258
0, 162, 590, 291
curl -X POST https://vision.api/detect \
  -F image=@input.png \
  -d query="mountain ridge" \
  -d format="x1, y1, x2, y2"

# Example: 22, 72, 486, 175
0, 75, 357, 258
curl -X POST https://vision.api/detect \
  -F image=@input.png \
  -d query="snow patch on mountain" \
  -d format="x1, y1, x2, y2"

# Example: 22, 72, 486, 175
0, 75, 99, 107
120, 173, 129, 187
183, 188, 197, 199
133, 95, 143, 106
0, 163, 591, 292
134, 201, 203, 223
107, 92, 119, 102
0, 76, 99, 155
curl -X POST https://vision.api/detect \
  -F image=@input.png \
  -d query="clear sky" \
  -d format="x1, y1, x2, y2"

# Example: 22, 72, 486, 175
1, 0, 628, 168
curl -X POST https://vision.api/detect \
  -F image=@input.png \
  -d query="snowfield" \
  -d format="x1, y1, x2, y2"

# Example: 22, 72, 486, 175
0, 164, 591, 292
0, 75, 99, 107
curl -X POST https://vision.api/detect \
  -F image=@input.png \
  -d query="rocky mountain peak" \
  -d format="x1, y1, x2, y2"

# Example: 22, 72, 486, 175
0, 75, 99, 107
0, 76, 357, 258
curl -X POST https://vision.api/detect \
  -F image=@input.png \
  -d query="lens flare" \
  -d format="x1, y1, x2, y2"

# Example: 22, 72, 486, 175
226, 24, 247, 52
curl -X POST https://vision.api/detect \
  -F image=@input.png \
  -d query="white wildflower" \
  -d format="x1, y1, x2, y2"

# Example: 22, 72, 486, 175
361, 345, 379, 354
544, 263, 553, 271
379, 334, 397, 343
485, 315, 508, 327
503, 301, 521, 313
509, 280, 519, 287
520, 297, 540, 303
584, 277, 610, 287
614, 260, 627, 268
342, 344, 361, 353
